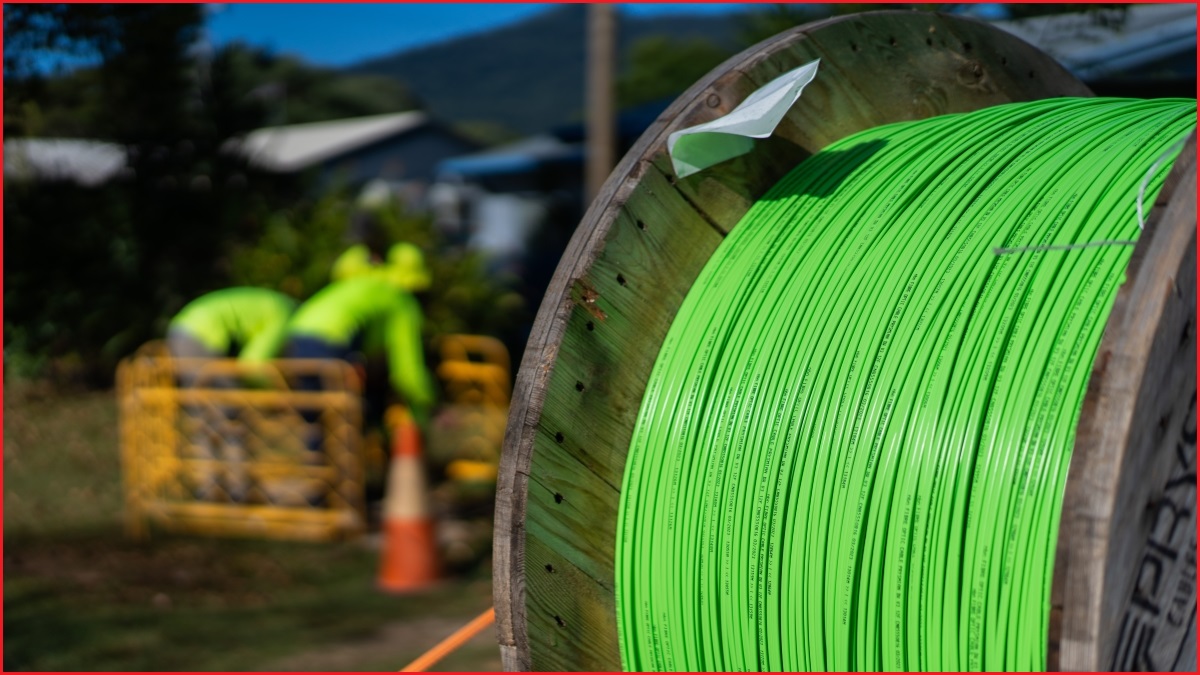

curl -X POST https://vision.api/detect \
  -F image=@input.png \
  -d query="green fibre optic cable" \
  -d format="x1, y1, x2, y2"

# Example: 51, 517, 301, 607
615, 97, 1196, 672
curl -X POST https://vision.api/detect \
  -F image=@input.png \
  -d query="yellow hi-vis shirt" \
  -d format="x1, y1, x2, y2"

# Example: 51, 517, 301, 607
285, 276, 435, 413
168, 287, 296, 363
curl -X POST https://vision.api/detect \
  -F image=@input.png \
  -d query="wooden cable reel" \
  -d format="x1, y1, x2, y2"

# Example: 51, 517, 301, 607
493, 11, 1197, 671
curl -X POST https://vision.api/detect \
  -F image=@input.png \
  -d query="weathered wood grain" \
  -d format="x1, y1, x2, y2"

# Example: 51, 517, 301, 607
1051, 133, 1197, 672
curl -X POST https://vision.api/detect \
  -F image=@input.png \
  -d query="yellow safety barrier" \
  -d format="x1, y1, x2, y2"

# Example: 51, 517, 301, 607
438, 334, 511, 383
434, 336, 510, 483
118, 341, 366, 542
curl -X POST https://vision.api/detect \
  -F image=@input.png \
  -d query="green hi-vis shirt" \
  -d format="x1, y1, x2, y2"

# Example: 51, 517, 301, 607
286, 276, 435, 412
169, 287, 297, 363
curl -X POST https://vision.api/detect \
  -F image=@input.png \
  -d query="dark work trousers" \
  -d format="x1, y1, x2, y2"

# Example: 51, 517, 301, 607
281, 335, 366, 507
284, 335, 361, 449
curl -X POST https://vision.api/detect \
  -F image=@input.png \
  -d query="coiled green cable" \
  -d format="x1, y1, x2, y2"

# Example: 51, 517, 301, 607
616, 97, 1196, 672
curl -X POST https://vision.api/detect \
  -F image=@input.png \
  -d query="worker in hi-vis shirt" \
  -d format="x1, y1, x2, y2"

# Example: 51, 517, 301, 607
283, 244, 436, 458
167, 287, 296, 370
166, 287, 297, 501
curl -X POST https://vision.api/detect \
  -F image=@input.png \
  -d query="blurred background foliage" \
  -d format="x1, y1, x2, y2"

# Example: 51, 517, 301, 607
225, 188, 526, 347
4, 4, 522, 387
616, 35, 730, 109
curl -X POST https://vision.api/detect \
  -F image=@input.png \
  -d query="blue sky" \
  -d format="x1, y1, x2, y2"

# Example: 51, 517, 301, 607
205, 3, 750, 67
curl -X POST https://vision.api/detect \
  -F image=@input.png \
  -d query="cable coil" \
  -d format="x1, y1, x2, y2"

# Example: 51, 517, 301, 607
615, 97, 1196, 671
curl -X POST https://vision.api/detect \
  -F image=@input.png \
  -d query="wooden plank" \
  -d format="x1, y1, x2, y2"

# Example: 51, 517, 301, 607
494, 147, 724, 670
523, 530, 622, 670
492, 137, 656, 671
525, 160, 725, 671
1052, 134, 1197, 671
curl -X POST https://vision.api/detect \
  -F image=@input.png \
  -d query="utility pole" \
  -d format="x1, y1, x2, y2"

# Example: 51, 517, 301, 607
585, 4, 616, 206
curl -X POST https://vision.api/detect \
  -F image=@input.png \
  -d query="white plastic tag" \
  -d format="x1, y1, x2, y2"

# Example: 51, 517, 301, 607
667, 59, 820, 179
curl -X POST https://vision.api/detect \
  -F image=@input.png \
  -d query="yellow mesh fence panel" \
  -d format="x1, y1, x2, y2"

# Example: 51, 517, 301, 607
434, 335, 510, 483
118, 343, 366, 542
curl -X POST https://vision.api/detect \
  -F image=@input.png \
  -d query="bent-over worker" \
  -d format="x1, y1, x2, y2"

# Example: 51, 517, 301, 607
167, 287, 296, 369
166, 287, 296, 501
284, 244, 436, 429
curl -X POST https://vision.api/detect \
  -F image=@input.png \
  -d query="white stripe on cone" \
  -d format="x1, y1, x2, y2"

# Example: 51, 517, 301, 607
384, 454, 431, 520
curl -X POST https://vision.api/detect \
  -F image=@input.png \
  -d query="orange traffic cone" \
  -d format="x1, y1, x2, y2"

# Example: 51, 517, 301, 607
378, 406, 441, 593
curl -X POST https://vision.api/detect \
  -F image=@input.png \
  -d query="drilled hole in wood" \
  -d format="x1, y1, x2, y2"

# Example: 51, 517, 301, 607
545, 564, 555, 573
850, 42, 859, 51
554, 492, 564, 504
586, 321, 594, 331
555, 431, 564, 443
575, 381, 585, 392
889, 36, 896, 47
555, 615, 566, 627
617, 273, 627, 286
636, 219, 646, 230
963, 41, 972, 51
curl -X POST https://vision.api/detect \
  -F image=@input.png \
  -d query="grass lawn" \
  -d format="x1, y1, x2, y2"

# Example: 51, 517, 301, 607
4, 379, 500, 671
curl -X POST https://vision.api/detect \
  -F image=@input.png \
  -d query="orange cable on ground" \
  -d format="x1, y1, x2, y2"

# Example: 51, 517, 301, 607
399, 606, 496, 672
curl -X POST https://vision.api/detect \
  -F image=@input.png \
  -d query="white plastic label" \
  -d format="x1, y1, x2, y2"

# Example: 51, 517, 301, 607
667, 59, 820, 179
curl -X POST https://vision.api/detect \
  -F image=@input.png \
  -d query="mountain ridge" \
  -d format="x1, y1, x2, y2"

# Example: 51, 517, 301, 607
348, 6, 745, 135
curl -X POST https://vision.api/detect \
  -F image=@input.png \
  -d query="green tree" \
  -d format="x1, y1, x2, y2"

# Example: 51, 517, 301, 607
452, 120, 523, 147
3, 6, 433, 386
5, 16, 419, 141
3, 5, 287, 384
4, 5, 203, 139
616, 35, 732, 109
736, 4, 828, 47
205, 43, 418, 128
225, 189, 358, 301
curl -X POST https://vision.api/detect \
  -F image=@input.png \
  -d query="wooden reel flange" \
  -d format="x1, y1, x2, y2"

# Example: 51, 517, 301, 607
494, 11, 1197, 671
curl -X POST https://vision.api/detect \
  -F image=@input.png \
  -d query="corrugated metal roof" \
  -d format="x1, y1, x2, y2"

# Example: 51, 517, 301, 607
995, 4, 1196, 80
4, 138, 127, 187
228, 110, 429, 172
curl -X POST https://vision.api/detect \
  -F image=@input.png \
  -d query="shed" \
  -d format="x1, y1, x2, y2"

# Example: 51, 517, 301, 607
226, 111, 480, 186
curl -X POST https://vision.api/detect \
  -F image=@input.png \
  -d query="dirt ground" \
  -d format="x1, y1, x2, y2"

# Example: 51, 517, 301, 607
267, 616, 502, 671
4, 383, 502, 671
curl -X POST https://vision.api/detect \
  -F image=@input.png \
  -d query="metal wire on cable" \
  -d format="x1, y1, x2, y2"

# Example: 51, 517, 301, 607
615, 97, 1195, 672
